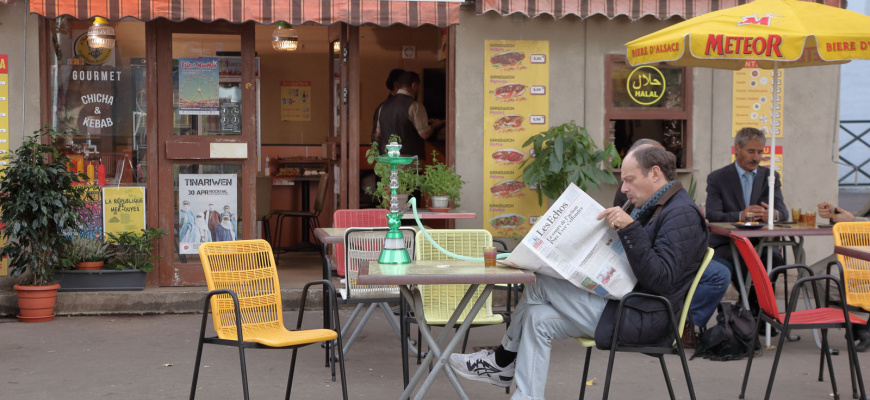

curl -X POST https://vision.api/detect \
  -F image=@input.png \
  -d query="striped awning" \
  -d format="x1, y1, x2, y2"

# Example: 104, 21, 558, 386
477, 0, 845, 20
28, 0, 459, 27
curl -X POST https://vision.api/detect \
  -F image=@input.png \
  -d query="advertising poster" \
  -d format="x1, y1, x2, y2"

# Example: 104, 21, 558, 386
732, 60, 784, 138
281, 81, 312, 121
0, 54, 8, 168
0, 222, 6, 276
178, 58, 219, 115
178, 174, 238, 254
482, 40, 549, 238
78, 185, 103, 239
731, 145, 784, 181
103, 187, 146, 237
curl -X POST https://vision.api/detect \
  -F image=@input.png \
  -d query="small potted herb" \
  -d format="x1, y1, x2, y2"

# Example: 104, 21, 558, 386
63, 236, 111, 270
56, 228, 166, 291
106, 228, 167, 272
420, 150, 465, 210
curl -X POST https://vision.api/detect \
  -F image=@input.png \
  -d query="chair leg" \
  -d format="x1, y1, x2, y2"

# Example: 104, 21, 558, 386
461, 327, 471, 353
843, 324, 868, 400
343, 303, 379, 356
601, 347, 618, 400
579, 347, 592, 400
658, 355, 677, 400
237, 346, 251, 400
821, 330, 841, 400
285, 348, 299, 400
764, 323, 792, 400
740, 317, 765, 399
675, 340, 698, 400
188, 318, 209, 400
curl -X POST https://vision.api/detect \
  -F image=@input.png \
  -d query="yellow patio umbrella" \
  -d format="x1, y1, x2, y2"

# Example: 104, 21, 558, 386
626, 0, 870, 226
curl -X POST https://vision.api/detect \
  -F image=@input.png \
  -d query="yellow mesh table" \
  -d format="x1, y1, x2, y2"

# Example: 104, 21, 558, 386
359, 260, 535, 400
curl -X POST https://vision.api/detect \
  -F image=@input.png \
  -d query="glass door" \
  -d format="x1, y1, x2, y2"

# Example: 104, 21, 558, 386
153, 21, 257, 286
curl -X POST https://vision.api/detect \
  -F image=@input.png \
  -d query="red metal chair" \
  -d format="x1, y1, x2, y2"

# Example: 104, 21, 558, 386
332, 209, 389, 277
731, 233, 868, 400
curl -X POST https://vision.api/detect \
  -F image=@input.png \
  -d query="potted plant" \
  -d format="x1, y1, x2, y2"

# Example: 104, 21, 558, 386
0, 126, 88, 322
55, 228, 166, 291
62, 236, 111, 271
420, 150, 465, 210
365, 138, 420, 209
521, 121, 621, 205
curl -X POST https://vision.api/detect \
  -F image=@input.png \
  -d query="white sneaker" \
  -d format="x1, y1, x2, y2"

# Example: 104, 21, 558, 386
447, 349, 515, 388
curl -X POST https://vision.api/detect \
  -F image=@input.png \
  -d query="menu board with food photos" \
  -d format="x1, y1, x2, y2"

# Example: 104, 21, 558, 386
482, 40, 549, 238
732, 61, 784, 139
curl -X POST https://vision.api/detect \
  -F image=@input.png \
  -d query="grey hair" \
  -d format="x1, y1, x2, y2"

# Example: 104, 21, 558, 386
628, 138, 663, 153
629, 146, 677, 181
734, 127, 766, 147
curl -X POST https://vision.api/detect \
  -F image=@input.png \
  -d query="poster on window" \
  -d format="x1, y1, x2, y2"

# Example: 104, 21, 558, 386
280, 81, 312, 121
103, 187, 146, 237
178, 58, 220, 116
178, 174, 238, 254
732, 61, 784, 139
482, 40, 549, 239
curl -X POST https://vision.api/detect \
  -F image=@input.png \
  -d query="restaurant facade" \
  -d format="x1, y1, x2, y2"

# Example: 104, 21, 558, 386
0, 0, 845, 290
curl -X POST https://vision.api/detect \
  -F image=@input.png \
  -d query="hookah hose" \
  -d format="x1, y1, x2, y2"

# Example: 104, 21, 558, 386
406, 197, 511, 261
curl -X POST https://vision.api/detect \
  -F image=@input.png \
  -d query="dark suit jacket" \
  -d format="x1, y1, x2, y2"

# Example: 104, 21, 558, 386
705, 163, 787, 249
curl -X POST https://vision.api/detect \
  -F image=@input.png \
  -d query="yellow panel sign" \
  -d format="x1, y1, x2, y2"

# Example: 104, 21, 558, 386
732, 60, 784, 138
483, 40, 549, 238
103, 187, 146, 237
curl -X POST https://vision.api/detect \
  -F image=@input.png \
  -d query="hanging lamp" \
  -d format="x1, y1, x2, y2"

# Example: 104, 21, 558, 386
87, 17, 115, 49
272, 22, 299, 52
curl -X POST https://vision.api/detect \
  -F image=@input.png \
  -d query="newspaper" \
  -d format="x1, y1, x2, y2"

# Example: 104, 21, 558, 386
503, 183, 636, 300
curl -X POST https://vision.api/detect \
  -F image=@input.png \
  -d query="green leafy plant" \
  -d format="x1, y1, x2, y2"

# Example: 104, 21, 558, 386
0, 126, 88, 286
364, 137, 420, 208
60, 236, 111, 268
687, 174, 698, 202
105, 228, 167, 273
521, 121, 621, 205
420, 150, 465, 206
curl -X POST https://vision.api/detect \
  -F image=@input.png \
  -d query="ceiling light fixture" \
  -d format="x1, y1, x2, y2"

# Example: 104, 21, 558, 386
272, 22, 299, 52
87, 17, 115, 49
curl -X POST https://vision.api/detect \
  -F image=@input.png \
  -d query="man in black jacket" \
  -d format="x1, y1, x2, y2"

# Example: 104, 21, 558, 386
448, 147, 708, 399
373, 71, 442, 161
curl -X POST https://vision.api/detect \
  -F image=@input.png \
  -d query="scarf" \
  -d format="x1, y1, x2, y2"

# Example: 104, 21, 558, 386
630, 180, 677, 222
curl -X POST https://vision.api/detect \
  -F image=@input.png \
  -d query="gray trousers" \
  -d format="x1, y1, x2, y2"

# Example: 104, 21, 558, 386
501, 274, 607, 400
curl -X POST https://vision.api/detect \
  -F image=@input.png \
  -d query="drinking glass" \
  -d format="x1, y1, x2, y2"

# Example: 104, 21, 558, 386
805, 211, 816, 227
742, 211, 757, 223
791, 208, 802, 223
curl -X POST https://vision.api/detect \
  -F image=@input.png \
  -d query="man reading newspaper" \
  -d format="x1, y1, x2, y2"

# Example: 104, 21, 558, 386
449, 146, 708, 400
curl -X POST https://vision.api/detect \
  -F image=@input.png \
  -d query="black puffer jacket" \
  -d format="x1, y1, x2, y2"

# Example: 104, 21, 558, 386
595, 182, 708, 349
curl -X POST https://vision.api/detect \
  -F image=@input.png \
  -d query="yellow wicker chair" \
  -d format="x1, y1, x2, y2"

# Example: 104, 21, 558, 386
577, 247, 713, 400
413, 229, 506, 364
833, 222, 870, 311
191, 239, 347, 400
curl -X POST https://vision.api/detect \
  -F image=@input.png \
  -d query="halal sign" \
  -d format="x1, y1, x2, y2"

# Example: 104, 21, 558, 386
627, 66, 666, 106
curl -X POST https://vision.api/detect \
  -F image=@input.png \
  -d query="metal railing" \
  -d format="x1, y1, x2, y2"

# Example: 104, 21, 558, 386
838, 120, 870, 186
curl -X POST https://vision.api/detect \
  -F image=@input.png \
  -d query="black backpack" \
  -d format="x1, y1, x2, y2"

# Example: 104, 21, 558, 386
691, 302, 759, 361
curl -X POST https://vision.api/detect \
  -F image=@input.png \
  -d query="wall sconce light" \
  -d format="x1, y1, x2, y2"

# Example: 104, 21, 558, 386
333, 41, 341, 52
272, 22, 299, 52
87, 17, 115, 49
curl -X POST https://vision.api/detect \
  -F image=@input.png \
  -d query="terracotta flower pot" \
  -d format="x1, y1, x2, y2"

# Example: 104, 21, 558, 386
14, 283, 60, 323
74, 261, 104, 271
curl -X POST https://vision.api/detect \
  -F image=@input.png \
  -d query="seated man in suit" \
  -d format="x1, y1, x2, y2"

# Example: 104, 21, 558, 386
706, 127, 788, 319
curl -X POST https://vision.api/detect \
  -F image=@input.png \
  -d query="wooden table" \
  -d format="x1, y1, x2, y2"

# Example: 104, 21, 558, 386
400, 210, 476, 220
359, 260, 535, 400
709, 221, 833, 347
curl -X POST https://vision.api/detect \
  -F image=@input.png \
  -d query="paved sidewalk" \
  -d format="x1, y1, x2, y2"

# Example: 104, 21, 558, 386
1, 310, 867, 400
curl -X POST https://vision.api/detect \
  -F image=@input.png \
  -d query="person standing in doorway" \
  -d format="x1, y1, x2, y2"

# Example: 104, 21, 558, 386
371, 68, 405, 152
375, 71, 443, 161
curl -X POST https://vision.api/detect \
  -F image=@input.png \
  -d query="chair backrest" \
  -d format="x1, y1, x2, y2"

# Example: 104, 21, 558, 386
415, 229, 496, 322
313, 172, 331, 215
333, 209, 390, 277
343, 227, 415, 299
832, 222, 870, 310
677, 248, 714, 336
731, 233, 780, 318
198, 240, 283, 340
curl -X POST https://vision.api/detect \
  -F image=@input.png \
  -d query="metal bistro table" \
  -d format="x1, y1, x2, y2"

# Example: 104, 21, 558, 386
709, 221, 833, 347
358, 260, 536, 400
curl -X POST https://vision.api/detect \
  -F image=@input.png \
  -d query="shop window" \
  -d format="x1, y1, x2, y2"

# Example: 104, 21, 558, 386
49, 18, 148, 184
605, 55, 692, 169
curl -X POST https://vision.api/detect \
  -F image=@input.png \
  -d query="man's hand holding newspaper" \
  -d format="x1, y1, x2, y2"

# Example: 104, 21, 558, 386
503, 183, 637, 300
